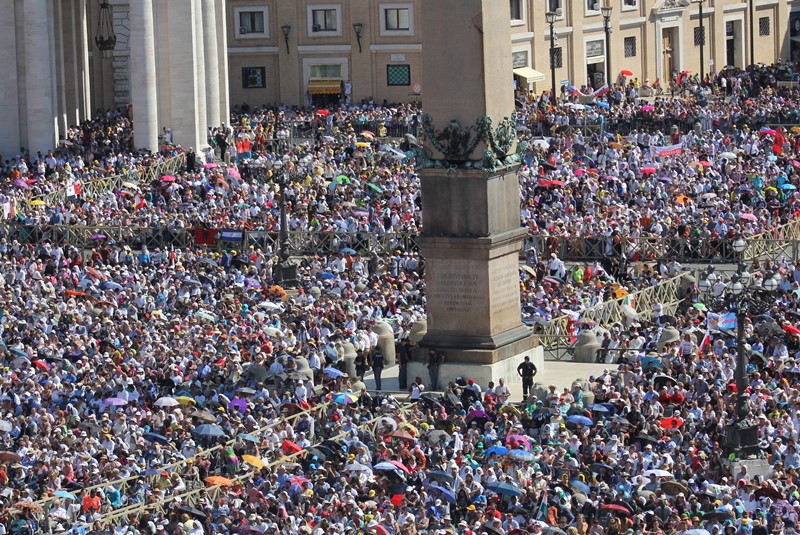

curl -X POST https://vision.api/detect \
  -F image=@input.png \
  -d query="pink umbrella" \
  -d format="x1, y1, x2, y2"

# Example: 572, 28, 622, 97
203, 163, 218, 169
641, 105, 654, 111
228, 168, 241, 179
161, 175, 176, 182
505, 434, 532, 449
14, 179, 30, 190
760, 129, 776, 136
574, 169, 585, 177
389, 460, 411, 473
698, 161, 712, 167
641, 167, 657, 174
740, 213, 758, 222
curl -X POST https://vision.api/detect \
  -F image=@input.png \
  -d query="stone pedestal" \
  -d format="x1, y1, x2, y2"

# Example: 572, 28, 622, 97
373, 322, 396, 367
342, 341, 357, 378
418, 166, 537, 369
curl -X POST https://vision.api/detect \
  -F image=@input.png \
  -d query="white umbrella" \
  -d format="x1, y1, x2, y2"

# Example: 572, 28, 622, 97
155, 397, 180, 408
720, 151, 737, 160
621, 303, 638, 320
643, 469, 673, 479
345, 462, 372, 472
533, 139, 550, 149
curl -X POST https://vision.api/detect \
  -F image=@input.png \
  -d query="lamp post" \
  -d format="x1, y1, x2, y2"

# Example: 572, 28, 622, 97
272, 126, 291, 283
601, 5, 613, 90
545, 11, 557, 105
692, 0, 706, 83
697, 237, 780, 460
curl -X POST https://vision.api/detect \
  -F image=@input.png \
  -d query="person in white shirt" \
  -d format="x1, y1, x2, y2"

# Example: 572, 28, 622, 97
494, 378, 510, 404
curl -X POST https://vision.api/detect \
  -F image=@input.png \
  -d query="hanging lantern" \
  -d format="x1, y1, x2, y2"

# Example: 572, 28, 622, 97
95, 0, 116, 58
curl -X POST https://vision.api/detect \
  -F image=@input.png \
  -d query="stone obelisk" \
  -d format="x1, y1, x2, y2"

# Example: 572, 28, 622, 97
413, 0, 540, 385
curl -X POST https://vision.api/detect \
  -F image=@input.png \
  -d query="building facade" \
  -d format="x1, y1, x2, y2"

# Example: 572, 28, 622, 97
513, 0, 795, 96
226, 0, 796, 108
226, 0, 422, 107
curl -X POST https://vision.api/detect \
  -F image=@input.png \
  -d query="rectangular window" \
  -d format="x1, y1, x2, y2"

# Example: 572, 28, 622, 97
759, 17, 770, 36
552, 47, 563, 68
510, 0, 523, 20
239, 11, 265, 34
385, 8, 410, 30
387, 64, 411, 86
624, 36, 637, 57
623, 0, 637, 6
694, 26, 705, 47
312, 9, 337, 32
242, 67, 266, 89
309, 64, 342, 78
587, 0, 600, 12
548, 0, 563, 14
726, 21, 735, 37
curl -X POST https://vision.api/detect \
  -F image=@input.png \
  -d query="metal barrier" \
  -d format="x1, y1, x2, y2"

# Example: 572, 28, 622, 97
17, 400, 333, 530
538, 271, 694, 354
82, 402, 412, 530
24, 154, 186, 209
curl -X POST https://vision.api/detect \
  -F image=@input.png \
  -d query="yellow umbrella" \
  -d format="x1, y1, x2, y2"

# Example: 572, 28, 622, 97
29, 199, 45, 206
355, 142, 370, 148
242, 455, 265, 469
500, 405, 520, 416
398, 422, 418, 435
204, 476, 233, 486
175, 396, 196, 405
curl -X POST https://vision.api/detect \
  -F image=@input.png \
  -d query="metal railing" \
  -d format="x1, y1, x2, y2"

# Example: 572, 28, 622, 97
26, 400, 334, 532
80, 402, 412, 530
24, 154, 186, 209
538, 271, 694, 353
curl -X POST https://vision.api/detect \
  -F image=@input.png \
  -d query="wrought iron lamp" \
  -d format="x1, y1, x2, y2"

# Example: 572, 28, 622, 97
601, 5, 613, 90
545, 11, 557, 104
94, 0, 116, 58
353, 23, 363, 53
281, 25, 291, 54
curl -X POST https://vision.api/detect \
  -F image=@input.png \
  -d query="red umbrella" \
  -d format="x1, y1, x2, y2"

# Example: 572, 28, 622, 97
660, 417, 683, 429
32, 360, 49, 372
161, 175, 176, 182
537, 179, 552, 187
389, 460, 411, 473
316, 109, 330, 117
698, 161, 712, 167
641, 167, 657, 174
761, 129, 777, 136
783, 325, 800, 335
602, 503, 632, 516
550, 180, 565, 187
282, 440, 302, 454
620, 69, 633, 76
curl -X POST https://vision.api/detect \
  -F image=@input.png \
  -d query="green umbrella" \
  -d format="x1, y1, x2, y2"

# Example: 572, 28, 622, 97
692, 303, 707, 311
367, 183, 383, 194
335, 175, 352, 184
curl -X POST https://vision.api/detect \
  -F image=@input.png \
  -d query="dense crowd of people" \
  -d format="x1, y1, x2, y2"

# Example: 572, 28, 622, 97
1, 60, 800, 535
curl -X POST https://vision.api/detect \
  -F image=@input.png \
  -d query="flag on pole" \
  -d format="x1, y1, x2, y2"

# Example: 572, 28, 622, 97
2, 202, 15, 220
698, 331, 711, 354
133, 193, 147, 210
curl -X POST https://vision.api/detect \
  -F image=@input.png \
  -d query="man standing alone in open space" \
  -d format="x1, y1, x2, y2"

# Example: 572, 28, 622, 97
517, 355, 538, 401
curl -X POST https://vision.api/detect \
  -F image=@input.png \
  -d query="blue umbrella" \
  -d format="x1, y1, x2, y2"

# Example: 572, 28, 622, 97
54, 490, 77, 500
237, 433, 259, 443
485, 480, 523, 497
484, 445, 509, 457
566, 414, 593, 426
569, 479, 591, 495
319, 272, 336, 280
585, 404, 609, 413
596, 101, 610, 108
194, 424, 226, 438
641, 356, 662, 369
199, 257, 218, 267
339, 248, 357, 254
100, 281, 123, 291
780, 183, 797, 190
507, 450, 535, 462
323, 367, 346, 379
428, 483, 457, 504
143, 432, 169, 445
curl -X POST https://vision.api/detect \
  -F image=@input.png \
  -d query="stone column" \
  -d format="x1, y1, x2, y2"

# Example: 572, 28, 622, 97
214, 0, 230, 125
53, 0, 68, 137
24, 0, 58, 154
372, 322, 396, 367
192, 0, 207, 146
202, 0, 221, 129
0, 0, 21, 155
77, 0, 91, 120
129, 0, 159, 151
165, 0, 204, 150
416, 0, 537, 378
